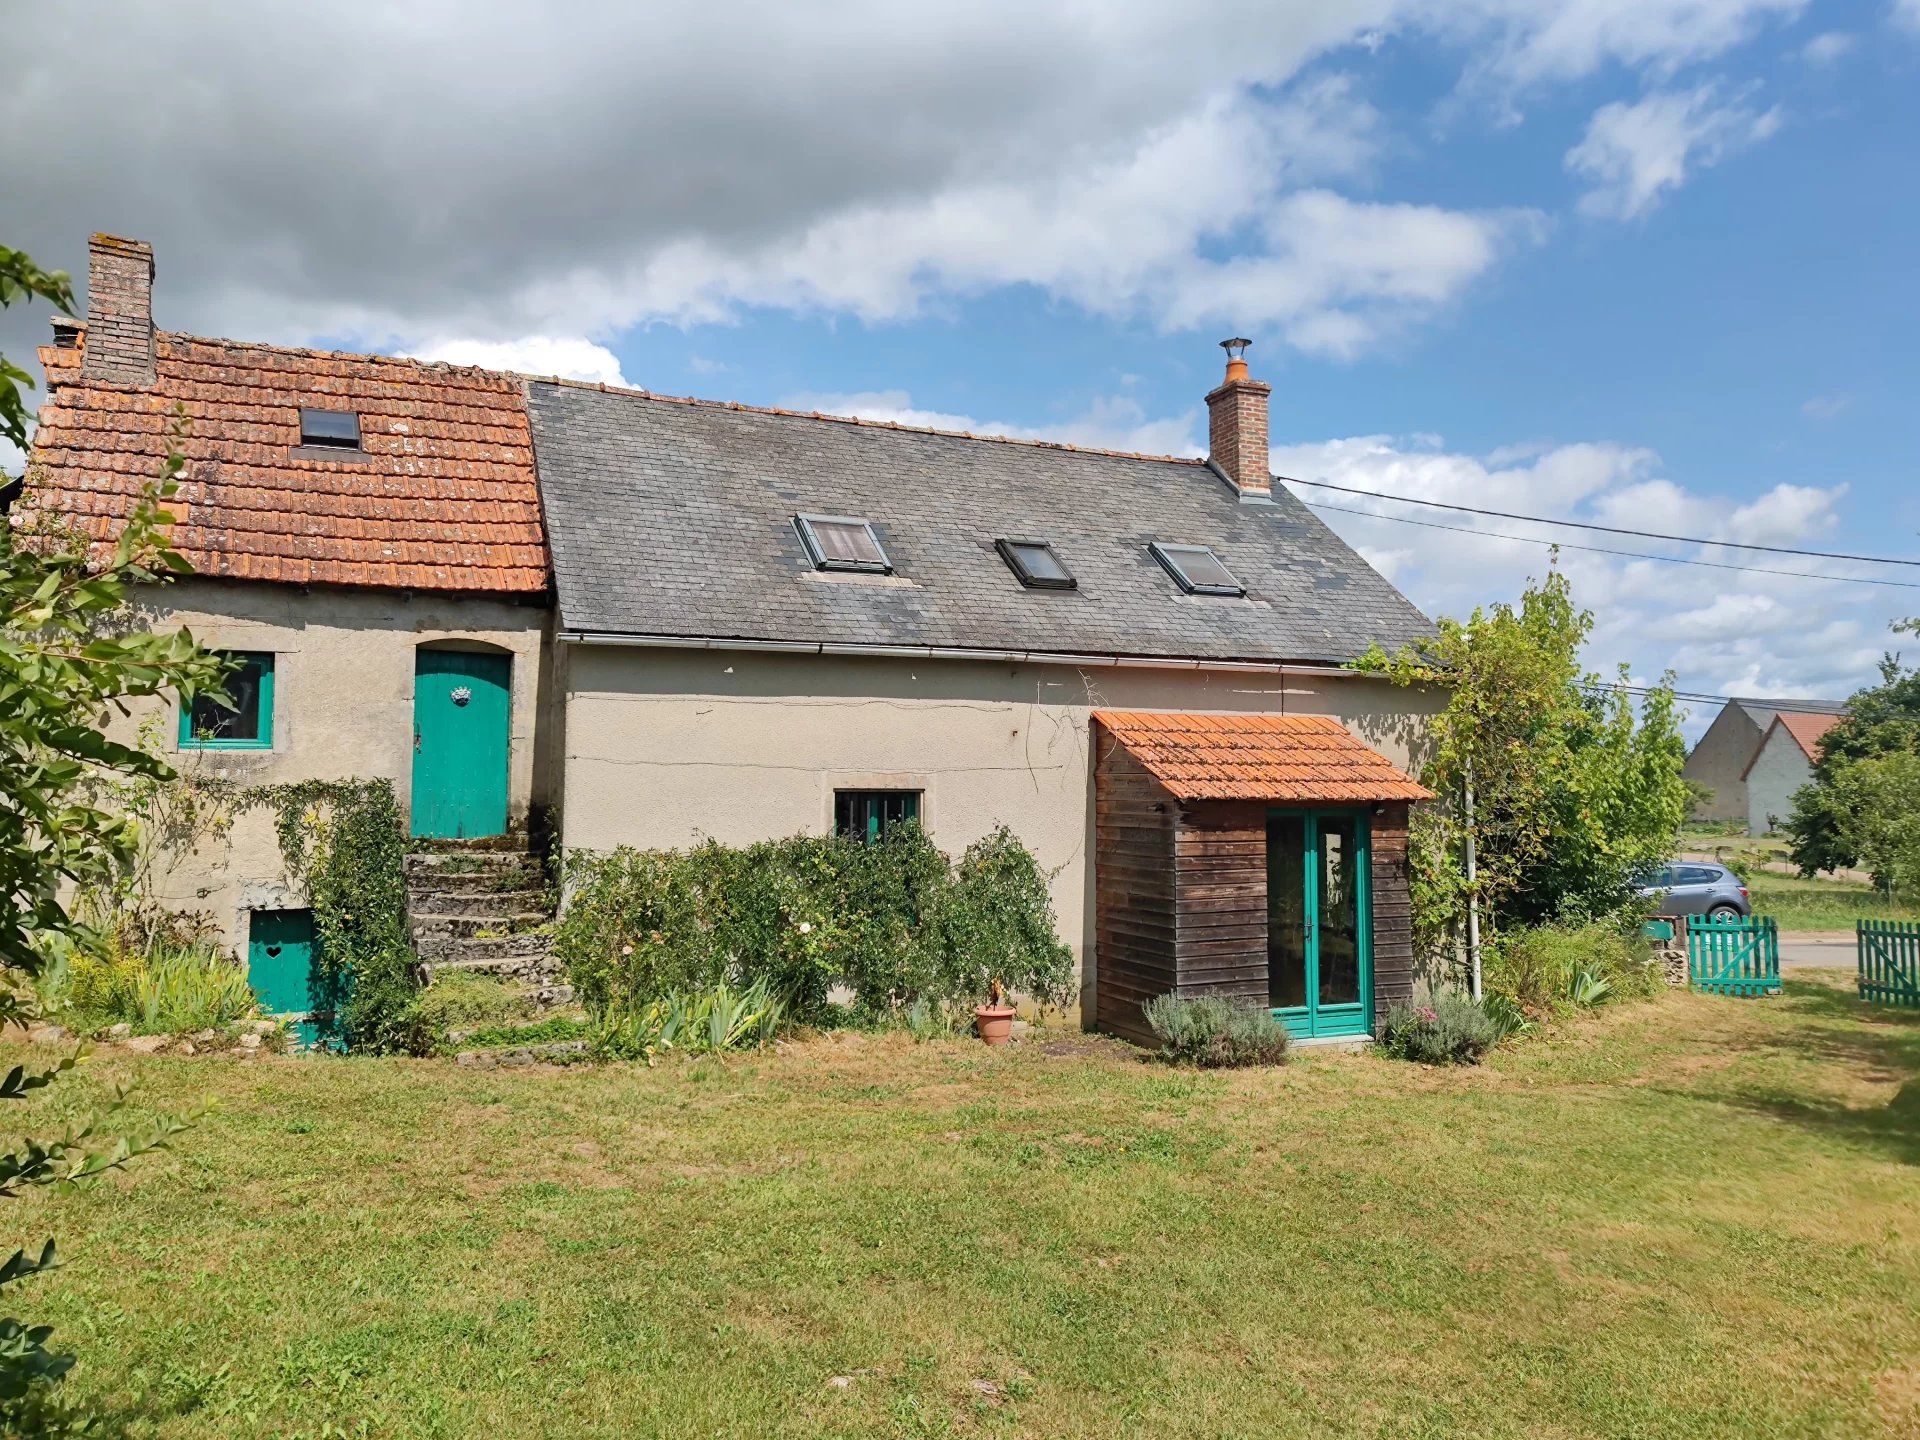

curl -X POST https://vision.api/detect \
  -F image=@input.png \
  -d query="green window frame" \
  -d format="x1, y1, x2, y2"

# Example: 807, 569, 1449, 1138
1266, 807, 1374, 1040
835, 789, 921, 843
180, 651, 275, 750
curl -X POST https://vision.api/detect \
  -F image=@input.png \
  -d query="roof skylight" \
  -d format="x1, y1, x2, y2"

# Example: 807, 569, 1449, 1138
298, 408, 361, 449
1150, 542, 1244, 597
996, 539, 1076, 590
796, 514, 891, 573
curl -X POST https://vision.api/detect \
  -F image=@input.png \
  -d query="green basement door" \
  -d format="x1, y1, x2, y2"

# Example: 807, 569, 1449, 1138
1267, 810, 1373, 1040
248, 907, 330, 1047
411, 649, 511, 839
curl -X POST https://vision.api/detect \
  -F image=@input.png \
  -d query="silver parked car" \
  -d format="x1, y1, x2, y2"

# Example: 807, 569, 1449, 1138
1635, 862, 1751, 918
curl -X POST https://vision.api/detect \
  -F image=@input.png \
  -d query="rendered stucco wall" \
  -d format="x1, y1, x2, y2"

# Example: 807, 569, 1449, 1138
106, 579, 550, 951
1744, 730, 1812, 835
558, 644, 1442, 1015
1681, 705, 1762, 826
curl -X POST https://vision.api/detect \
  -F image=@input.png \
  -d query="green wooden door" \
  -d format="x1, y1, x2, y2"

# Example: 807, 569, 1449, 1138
248, 905, 317, 1018
1266, 809, 1373, 1039
410, 649, 511, 839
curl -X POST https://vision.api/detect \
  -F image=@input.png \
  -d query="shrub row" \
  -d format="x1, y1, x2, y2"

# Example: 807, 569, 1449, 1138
1483, 918, 1662, 1022
1142, 994, 1292, 1068
1380, 994, 1501, 1065
554, 824, 1074, 1021
61, 912, 257, 1035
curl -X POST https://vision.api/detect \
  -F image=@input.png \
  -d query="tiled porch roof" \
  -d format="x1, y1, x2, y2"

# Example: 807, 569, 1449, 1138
1092, 710, 1432, 803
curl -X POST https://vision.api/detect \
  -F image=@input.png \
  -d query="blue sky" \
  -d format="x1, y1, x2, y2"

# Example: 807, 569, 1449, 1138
6, 1, 1918, 730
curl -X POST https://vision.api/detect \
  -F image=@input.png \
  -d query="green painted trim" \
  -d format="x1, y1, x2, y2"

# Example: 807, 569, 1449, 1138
179, 651, 275, 751
409, 648, 512, 840
1268, 807, 1374, 1040
1687, 913, 1781, 997
1857, 918, 1920, 1008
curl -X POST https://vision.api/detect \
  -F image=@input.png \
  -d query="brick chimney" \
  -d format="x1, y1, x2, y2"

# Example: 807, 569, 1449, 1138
81, 233, 156, 387
1205, 337, 1271, 499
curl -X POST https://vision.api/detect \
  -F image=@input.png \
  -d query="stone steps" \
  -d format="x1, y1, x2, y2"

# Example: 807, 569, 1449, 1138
410, 911, 550, 943
406, 840, 565, 1005
405, 851, 544, 882
405, 886, 549, 919
418, 951, 561, 984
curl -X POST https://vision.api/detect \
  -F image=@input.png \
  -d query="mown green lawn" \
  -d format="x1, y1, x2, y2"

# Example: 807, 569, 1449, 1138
8, 973, 1920, 1439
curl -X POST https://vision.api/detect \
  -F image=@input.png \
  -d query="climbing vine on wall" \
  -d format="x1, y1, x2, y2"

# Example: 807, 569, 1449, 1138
243, 777, 430, 1053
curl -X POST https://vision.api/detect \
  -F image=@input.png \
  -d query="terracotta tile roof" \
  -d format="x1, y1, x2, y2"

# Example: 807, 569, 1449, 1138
1093, 710, 1432, 803
1744, 710, 1843, 775
17, 330, 547, 594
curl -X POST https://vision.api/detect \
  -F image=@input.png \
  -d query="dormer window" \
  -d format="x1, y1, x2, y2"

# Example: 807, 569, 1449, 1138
996, 539, 1075, 590
298, 408, 361, 450
1150, 542, 1244, 597
796, 514, 891, 574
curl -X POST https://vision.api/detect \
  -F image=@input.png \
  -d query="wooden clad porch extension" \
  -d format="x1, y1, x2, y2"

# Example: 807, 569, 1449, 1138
1090, 712, 1429, 1046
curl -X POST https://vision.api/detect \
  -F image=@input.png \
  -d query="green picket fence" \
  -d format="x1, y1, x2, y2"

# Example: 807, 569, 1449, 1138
1687, 913, 1780, 997
1857, 919, 1920, 1008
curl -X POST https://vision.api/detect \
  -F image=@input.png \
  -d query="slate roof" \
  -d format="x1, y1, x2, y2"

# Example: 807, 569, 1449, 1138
1730, 696, 1849, 730
1093, 711, 1431, 802
19, 329, 548, 594
527, 381, 1434, 666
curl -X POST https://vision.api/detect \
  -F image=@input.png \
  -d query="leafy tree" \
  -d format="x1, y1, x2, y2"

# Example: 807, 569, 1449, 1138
1786, 628, 1920, 878
0, 248, 73, 456
1358, 565, 1689, 971
1814, 751, 1920, 895
2, 244, 221, 1430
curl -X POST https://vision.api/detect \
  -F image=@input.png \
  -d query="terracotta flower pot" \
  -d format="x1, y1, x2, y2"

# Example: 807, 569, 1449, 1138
974, 1003, 1017, 1046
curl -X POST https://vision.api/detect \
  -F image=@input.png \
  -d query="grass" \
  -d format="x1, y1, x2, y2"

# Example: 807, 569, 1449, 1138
1677, 830, 1919, 931
7, 973, 1920, 1438
1748, 875, 1920, 932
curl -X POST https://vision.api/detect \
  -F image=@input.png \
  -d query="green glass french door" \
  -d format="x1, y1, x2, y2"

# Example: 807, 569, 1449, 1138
1267, 809, 1373, 1039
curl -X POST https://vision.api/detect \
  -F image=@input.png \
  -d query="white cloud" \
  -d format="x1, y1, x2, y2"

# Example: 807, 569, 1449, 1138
0, 0, 1801, 374
402, 336, 630, 387
1269, 431, 1892, 723
1567, 83, 1783, 220
776, 389, 1203, 458
504, 94, 1534, 357
1895, 0, 1920, 33
1442, 0, 1806, 88
1799, 30, 1855, 64
1801, 393, 1852, 419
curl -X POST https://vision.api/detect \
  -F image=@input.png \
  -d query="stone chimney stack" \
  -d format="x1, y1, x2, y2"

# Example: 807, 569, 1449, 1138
81, 234, 156, 387
1205, 337, 1271, 499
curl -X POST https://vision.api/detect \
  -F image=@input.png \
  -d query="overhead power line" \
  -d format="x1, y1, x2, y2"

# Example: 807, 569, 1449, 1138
1284, 476, 1920, 569
1300, 500, 1920, 591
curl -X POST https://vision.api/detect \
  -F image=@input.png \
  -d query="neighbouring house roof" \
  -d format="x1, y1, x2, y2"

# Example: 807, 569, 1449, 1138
1729, 696, 1849, 730
1092, 710, 1432, 803
526, 381, 1435, 667
1741, 710, 1843, 777
18, 330, 548, 594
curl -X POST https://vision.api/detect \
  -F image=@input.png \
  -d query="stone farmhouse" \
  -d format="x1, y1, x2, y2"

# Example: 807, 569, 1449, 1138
16, 234, 1446, 1044
1682, 697, 1846, 835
